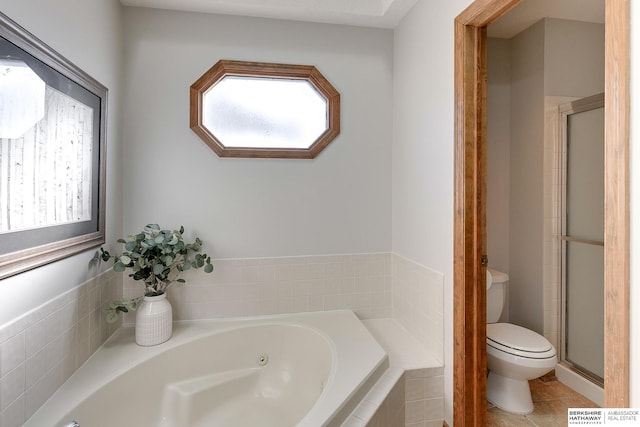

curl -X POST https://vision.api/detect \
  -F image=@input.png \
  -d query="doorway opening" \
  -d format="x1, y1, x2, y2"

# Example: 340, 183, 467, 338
453, 1, 629, 426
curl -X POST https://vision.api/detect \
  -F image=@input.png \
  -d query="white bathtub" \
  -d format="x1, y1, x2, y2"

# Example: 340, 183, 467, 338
24, 310, 388, 427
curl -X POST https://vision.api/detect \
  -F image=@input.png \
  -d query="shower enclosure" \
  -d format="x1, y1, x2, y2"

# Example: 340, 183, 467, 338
559, 93, 604, 386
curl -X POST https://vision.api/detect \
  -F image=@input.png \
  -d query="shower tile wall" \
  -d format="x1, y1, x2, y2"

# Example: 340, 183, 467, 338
0, 270, 122, 427
543, 96, 578, 352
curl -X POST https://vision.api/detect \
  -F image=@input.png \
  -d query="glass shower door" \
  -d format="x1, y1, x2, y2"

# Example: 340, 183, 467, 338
560, 93, 604, 385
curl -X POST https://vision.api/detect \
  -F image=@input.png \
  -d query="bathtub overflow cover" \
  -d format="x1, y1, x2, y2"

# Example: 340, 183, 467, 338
257, 353, 269, 366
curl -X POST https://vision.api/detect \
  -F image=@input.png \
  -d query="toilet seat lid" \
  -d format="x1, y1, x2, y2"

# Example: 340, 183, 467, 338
487, 323, 556, 359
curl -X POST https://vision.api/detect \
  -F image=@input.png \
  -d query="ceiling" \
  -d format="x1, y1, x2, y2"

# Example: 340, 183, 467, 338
119, 0, 419, 28
119, 0, 605, 34
488, 0, 604, 38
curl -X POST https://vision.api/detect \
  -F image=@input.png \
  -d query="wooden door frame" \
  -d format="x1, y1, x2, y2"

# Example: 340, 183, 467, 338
453, 0, 630, 425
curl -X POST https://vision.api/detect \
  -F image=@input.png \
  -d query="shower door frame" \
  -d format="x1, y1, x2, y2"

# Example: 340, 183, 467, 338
454, 0, 630, 426
559, 93, 605, 387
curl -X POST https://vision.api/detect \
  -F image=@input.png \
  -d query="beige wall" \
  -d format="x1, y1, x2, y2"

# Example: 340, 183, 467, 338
122, 7, 393, 259
508, 19, 546, 333
487, 38, 511, 275
544, 19, 605, 97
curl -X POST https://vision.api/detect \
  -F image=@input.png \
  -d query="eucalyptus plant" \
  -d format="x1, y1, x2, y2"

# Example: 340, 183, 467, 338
99, 224, 213, 322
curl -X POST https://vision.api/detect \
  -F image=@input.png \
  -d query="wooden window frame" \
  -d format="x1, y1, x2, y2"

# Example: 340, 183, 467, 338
190, 60, 340, 159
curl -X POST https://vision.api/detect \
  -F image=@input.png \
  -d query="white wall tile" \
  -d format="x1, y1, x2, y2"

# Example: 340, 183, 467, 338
405, 378, 427, 401
25, 350, 46, 390
0, 333, 25, 378
24, 321, 45, 359
152, 253, 395, 322
424, 376, 444, 399
0, 270, 120, 424
405, 400, 425, 423
0, 363, 24, 412
392, 254, 443, 354
424, 397, 444, 421
0, 393, 24, 427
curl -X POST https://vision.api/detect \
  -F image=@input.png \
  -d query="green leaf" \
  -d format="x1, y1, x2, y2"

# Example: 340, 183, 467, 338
113, 261, 126, 272
204, 264, 214, 273
153, 263, 165, 275
105, 311, 119, 324
100, 250, 111, 261
177, 278, 186, 283
120, 255, 131, 265
145, 224, 160, 232
125, 241, 137, 251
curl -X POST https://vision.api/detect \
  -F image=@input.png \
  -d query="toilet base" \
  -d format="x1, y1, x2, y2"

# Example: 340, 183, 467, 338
487, 371, 534, 414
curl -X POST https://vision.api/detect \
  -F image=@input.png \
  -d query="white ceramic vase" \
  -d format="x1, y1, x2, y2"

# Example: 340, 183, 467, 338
135, 293, 172, 346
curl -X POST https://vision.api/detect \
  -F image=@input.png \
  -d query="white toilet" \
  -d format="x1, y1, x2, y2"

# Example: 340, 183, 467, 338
486, 268, 557, 414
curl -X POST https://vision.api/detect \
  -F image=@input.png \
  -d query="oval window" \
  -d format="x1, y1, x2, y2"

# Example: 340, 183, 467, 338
190, 60, 340, 159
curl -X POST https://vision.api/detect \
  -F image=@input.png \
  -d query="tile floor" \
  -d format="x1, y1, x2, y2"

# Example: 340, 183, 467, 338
487, 376, 599, 426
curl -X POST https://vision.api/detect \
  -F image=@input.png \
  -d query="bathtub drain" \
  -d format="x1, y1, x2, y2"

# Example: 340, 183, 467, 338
257, 353, 269, 366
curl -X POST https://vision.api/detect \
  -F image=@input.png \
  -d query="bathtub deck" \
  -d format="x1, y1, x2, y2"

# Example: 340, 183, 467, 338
362, 319, 441, 370
340, 318, 444, 427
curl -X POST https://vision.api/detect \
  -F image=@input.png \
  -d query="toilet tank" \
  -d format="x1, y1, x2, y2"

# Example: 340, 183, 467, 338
486, 268, 509, 323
